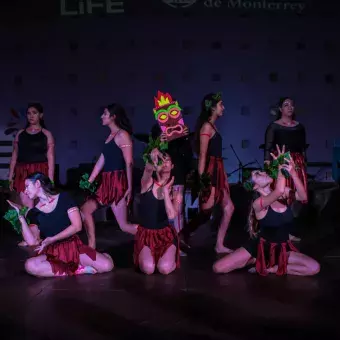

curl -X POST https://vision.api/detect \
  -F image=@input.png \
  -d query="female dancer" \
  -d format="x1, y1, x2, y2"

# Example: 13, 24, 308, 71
134, 150, 181, 275
7, 172, 114, 277
150, 123, 192, 233
8, 103, 55, 246
9, 103, 55, 205
213, 146, 320, 276
81, 104, 136, 249
181, 93, 234, 254
264, 97, 307, 204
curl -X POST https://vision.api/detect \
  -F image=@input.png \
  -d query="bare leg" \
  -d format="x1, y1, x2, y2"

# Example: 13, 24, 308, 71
213, 247, 253, 274
138, 246, 155, 275
81, 199, 98, 249
157, 245, 177, 275
111, 198, 138, 235
173, 185, 184, 233
79, 252, 114, 273
25, 255, 56, 277
215, 189, 234, 254
268, 252, 320, 276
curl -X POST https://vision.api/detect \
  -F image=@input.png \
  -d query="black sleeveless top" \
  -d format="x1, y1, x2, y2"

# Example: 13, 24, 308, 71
137, 182, 169, 230
207, 124, 223, 157
17, 130, 48, 163
264, 122, 306, 161
102, 133, 125, 172
258, 205, 294, 230
26, 192, 78, 238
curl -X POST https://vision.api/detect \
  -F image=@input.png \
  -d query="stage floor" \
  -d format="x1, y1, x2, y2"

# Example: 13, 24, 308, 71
1, 217, 340, 340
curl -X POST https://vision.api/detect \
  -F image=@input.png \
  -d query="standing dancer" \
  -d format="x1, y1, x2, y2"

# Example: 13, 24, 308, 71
150, 91, 193, 233
7, 172, 114, 277
264, 97, 307, 204
181, 93, 234, 254
213, 146, 320, 276
265, 97, 307, 241
134, 149, 181, 275
81, 104, 137, 249
8, 103, 55, 246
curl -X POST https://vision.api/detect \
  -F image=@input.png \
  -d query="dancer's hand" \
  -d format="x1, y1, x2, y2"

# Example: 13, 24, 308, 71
183, 126, 189, 136
150, 148, 166, 167
9, 180, 14, 191
281, 157, 297, 176
270, 144, 285, 160
35, 237, 55, 254
6, 200, 21, 214
163, 176, 174, 193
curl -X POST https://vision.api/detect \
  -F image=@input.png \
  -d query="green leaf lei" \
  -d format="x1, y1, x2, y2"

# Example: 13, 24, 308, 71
79, 173, 98, 194
3, 206, 29, 234
142, 135, 168, 164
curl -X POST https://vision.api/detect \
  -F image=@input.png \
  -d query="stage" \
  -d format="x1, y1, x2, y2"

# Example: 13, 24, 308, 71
1, 185, 340, 340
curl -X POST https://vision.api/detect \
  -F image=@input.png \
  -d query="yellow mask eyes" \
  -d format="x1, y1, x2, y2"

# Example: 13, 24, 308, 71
158, 113, 167, 121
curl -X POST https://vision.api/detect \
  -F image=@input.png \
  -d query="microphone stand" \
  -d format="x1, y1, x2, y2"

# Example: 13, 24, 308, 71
228, 144, 255, 184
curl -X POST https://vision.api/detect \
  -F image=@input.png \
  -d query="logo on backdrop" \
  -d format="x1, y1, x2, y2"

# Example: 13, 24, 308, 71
162, 0, 197, 8
163, 0, 307, 13
60, 0, 124, 16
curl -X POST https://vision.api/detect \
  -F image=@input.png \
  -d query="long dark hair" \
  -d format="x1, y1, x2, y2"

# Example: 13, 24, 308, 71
247, 191, 260, 238
107, 103, 133, 135
25, 172, 57, 195
194, 93, 221, 154
25, 102, 46, 129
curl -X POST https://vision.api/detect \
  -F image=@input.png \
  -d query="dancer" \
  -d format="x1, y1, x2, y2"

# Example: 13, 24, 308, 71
134, 149, 181, 275
7, 172, 114, 277
150, 91, 193, 233
181, 92, 234, 254
81, 104, 136, 248
8, 103, 55, 246
264, 97, 307, 204
213, 146, 320, 276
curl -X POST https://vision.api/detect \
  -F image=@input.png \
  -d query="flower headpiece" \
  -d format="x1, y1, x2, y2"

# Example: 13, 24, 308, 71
205, 92, 222, 111
243, 169, 255, 192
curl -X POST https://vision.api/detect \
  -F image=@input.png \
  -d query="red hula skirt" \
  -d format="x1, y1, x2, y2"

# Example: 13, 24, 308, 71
272, 152, 308, 205
201, 156, 230, 204
39, 235, 96, 276
96, 170, 128, 206
133, 225, 180, 268
14, 162, 49, 193
255, 237, 299, 276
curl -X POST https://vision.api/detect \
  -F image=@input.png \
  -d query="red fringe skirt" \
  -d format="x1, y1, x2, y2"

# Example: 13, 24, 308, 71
14, 162, 49, 193
255, 237, 299, 276
96, 170, 128, 206
272, 152, 308, 205
40, 235, 96, 276
201, 156, 229, 204
134, 225, 180, 268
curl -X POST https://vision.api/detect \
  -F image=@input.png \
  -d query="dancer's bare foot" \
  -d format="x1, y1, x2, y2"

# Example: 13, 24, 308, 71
215, 245, 234, 254
18, 240, 28, 247
289, 234, 301, 242
267, 265, 278, 274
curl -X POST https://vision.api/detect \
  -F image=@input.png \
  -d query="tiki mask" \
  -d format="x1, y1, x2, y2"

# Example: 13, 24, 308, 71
153, 91, 187, 141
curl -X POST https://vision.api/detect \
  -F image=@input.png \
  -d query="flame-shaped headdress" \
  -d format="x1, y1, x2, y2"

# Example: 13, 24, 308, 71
153, 91, 181, 117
